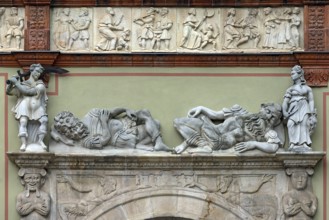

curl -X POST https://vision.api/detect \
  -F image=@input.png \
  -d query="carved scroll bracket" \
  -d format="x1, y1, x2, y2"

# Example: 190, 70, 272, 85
12, 51, 59, 69
294, 52, 329, 86
7, 152, 53, 169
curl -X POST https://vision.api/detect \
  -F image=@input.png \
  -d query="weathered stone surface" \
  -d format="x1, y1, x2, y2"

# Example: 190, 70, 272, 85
48, 6, 304, 53
7, 151, 324, 219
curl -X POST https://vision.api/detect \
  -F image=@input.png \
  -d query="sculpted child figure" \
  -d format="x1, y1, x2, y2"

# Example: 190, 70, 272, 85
174, 103, 284, 154
6, 64, 48, 152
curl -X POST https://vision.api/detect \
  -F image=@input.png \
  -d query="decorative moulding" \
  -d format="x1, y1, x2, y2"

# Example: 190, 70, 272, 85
6, 151, 326, 170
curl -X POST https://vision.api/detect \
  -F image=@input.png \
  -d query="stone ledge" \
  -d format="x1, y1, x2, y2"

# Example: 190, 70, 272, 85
7, 151, 326, 170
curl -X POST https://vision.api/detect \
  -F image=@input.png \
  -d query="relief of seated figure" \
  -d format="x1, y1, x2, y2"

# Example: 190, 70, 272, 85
173, 103, 284, 154
50, 108, 171, 151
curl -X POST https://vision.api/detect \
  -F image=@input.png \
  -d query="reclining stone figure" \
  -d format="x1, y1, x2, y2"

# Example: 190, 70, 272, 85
51, 108, 171, 151
173, 103, 284, 154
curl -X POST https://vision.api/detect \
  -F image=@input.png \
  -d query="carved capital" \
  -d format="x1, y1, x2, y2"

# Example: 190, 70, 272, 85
7, 152, 54, 169
304, 67, 329, 87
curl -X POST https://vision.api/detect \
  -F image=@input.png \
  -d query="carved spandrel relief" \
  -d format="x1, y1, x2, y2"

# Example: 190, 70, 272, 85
0, 7, 25, 50
177, 8, 219, 52
57, 175, 118, 219
55, 172, 279, 220
94, 7, 131, 52
16, 168, 50, 220
51, 7, 92, 51
50, 108, 171, 152
132, 7, 175, 52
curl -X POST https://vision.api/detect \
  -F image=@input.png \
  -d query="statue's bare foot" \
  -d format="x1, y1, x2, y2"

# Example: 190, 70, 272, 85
174, 143, 188, 154
187, 146, 212, 154
39, 141, 47, 150
20, 144, 26, 152
154, 143, 172, 152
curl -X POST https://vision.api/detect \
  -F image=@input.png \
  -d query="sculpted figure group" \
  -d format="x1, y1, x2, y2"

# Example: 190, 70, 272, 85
47, 6, 304, 52
6, 64, 319, 220
6, 64, 317, 154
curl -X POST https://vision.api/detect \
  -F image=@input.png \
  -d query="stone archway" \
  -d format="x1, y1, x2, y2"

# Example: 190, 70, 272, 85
83, 187, 256, 220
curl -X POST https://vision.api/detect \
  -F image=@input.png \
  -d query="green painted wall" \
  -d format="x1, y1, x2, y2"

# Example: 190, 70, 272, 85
2, 66, 328, 219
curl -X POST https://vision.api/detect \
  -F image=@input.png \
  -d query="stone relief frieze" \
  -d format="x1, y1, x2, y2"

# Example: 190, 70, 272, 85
48, 7, 304, 53
0, 7, 24, 50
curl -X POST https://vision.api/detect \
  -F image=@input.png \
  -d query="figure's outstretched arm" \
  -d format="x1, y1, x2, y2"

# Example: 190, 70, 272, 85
188, 106, 225, 120
235, 141, 279, 153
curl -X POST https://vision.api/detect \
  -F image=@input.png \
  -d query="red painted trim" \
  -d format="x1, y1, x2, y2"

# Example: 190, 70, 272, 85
323, 92, 329, 220
47, 74, 59, 96
1, 73, 9, 220
60, 73, 290, 77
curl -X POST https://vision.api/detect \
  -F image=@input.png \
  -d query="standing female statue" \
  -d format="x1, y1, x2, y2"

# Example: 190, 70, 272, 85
282, 65, 317, 152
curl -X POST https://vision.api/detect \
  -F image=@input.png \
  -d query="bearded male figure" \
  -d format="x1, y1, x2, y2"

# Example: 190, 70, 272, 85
174, 103, 284, 154
51, 108, 171, 151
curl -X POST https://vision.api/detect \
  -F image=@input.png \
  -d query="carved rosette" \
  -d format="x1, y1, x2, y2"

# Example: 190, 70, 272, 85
25, 6, 50, 50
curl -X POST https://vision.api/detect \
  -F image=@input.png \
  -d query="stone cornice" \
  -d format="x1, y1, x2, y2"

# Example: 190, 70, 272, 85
6, 151, 326, 170
2, 51, 329, 86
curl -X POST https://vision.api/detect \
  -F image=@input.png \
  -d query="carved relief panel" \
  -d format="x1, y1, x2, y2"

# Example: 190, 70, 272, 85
0, 7, 25, 50
177, 8, 219, 52
51, 7, 93, 51
94, 7, 131, 52
49, 7, 304, 53
132, 7, 176, 52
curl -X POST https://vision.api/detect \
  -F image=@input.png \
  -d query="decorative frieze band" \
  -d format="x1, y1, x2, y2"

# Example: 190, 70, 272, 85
0, 6, 306, 53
